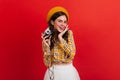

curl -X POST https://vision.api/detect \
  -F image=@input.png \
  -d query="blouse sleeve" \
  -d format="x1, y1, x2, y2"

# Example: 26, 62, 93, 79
42, 41, 52, 67
58, 30, 76, 62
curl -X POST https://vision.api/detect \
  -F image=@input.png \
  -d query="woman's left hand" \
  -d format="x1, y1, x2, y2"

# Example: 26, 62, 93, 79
58, 25, 69, 42
58, 25, 69, 38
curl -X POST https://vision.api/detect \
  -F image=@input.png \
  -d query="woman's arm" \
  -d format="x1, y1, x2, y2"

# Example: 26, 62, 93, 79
58, 30, 76, 62
41, 34, 52, 67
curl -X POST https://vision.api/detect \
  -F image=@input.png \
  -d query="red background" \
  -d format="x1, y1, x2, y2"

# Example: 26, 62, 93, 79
0, 0, 120, 80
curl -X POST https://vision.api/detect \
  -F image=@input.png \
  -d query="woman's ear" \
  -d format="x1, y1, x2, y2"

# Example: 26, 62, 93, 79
51, 20, 54, 25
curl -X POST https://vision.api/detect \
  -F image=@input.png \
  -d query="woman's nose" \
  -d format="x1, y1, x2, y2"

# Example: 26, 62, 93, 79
61, 22, 66, 26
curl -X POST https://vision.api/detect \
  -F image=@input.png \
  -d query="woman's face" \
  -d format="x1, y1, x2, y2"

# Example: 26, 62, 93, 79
51, 15, 68, 32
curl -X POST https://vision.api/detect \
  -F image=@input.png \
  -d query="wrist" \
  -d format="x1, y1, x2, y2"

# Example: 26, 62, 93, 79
44, 51, 51, 55
58, 35, 63, 42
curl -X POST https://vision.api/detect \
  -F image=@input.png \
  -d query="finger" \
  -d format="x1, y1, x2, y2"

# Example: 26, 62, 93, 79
43, 40, 49, 47
66, 24, 69, 28
44, 35, 50, 39
49, 35, 52, 40
42, 36, 49, 41
45, 39, 51, 44
43, 38, 49, 42
63, 27, 68, 33
65, 27, 68, 31
44, 37, 51, 45
41, 33, 44, 39
45, 39, 49, 42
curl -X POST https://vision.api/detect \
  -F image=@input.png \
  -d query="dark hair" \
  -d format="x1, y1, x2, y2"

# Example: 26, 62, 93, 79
48, 11, 69, 50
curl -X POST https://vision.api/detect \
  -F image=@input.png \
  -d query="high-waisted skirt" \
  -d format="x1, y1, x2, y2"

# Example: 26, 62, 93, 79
44, 63, 80, 80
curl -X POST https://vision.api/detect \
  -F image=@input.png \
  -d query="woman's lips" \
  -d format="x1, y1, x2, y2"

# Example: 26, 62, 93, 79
59, 27, 65, 31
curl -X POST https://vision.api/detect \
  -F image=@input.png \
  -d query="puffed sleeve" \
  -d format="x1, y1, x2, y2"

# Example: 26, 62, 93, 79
58, 30, 76, 62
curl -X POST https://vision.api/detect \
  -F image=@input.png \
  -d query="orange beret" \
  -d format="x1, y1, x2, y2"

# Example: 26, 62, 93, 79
47, 6, 69, 22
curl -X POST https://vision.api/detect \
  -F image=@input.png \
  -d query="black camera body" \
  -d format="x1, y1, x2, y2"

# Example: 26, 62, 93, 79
43, 27, 51, 38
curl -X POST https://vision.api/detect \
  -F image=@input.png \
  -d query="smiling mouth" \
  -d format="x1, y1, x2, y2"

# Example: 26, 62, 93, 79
59, 27, 65, 30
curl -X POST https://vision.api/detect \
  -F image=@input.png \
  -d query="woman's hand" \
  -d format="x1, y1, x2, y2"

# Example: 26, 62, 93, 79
41, 33, 51, 55
58, 25, 69, 42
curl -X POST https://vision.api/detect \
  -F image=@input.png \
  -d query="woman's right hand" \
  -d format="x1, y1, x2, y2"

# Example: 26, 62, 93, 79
41, 33, 51, 55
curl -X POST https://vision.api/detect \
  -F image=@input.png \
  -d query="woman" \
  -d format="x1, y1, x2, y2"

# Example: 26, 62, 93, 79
41, 6, 80, 80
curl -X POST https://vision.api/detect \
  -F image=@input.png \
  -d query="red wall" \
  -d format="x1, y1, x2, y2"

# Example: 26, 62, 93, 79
0, 0, 120, 80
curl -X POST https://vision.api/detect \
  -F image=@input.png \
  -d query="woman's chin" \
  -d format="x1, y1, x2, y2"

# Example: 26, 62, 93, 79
58, 30, 63, 32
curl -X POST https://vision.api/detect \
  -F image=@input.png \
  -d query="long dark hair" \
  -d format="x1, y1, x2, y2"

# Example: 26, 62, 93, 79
48, 11, 69, 50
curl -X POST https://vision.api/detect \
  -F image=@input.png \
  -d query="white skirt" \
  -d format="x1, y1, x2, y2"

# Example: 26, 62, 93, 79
44, 63, 80, 80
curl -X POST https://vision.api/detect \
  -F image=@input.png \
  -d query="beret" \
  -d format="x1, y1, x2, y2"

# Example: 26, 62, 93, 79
47, 6, 69, 22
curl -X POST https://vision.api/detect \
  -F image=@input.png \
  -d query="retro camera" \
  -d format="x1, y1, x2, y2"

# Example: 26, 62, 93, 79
43, 27, 51, 38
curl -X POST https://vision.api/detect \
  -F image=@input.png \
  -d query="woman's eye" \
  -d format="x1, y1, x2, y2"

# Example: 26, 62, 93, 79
58, 20, 62, 22
64, 21, 67, 23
